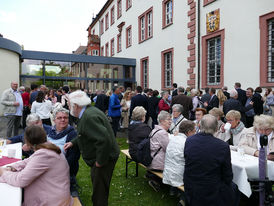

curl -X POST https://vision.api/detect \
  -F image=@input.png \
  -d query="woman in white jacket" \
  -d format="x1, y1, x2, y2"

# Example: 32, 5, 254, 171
163, 120, 196, 198
31, 91, 52, 125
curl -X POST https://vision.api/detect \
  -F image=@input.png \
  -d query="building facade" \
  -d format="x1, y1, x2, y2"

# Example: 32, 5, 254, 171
87, 0, 274, 91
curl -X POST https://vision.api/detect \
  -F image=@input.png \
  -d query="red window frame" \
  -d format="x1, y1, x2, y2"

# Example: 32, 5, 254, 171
203, 0, 217, 6
138, 7, 153, 44
126, 25, 132, 48
260, 11, 274, 87
105, 42, 109, 57
126, 0, 132, 11
101, 46, 104, 56
117, 33, 122, 53
105, 12, 109, 30
117, 0, 122, 19
111, 5, 115, 25
100, 18, 104, 35
162, 0, 173, 29
161, 48, 174, 90
140, 57, 149, 89
110, 38, 115, 56
201, 29, 225, 89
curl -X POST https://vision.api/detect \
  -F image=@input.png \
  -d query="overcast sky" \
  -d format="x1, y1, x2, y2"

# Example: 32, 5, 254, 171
0, 0, 107, 53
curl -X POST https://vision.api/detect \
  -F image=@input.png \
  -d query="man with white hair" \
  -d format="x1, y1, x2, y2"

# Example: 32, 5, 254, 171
1, 81, 23, 137
184, 114, 239, 206
223, 89, 253, 124
64, 90, 120, 206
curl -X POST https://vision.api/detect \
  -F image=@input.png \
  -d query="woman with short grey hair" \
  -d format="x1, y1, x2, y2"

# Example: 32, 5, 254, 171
239, 114, 274, 159
169, 104, 186, 134
52, 107, 69, 120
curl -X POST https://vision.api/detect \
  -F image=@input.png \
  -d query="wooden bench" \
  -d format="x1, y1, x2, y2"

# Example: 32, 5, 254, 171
121, 149, 184, 192
72, 197, 82, 206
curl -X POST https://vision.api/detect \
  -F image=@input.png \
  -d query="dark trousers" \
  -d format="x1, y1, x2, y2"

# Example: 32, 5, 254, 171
90, 158, 118, 206
42, 118, 52, 126
111, 116, 120, 137
245, 116, 254, 128
22, 106, 30, 129
6, 115, 21, 137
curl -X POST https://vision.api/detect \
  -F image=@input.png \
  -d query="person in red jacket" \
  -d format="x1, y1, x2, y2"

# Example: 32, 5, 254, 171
22, 87, 31, 128
158, 91, 170, 113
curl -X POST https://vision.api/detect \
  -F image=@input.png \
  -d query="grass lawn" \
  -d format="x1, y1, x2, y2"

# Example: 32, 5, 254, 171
76, 137, 179, 206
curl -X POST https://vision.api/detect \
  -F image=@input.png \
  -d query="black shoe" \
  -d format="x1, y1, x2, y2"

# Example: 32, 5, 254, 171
148, 180, 160, 192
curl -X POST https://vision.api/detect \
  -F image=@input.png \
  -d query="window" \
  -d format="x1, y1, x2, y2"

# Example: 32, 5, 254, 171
101, 46, 104, 56
100, 19, 104, 35
92, 29, 95, 35
260, 12, 274, 87
111, 38, 115, 56
202, 29, 224, 88
203, 0, 217, 6
161, 48, 173, 89
138, 7, 153, 43
126, 25, 132, 48
92, 50, 99, 56
207, 37, 221, 85
162, 0, 173, 28
105, 42, 109, 57
117, 33, 122, 52
141, 57, 149, 89
117, 0, 122, 19
126, 0, 132, 11
111, 6, 115, 25
105, 13, 109, 30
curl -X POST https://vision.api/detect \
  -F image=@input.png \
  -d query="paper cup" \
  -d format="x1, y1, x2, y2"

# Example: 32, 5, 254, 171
224, 123, 231, 131
7, 149, 16, 158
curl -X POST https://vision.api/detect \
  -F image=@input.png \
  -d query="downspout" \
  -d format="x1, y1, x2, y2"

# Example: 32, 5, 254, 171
197, 0, 201, 90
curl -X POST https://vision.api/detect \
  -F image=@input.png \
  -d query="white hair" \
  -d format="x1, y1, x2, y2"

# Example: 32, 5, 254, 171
200, 114, 218, 135
172, 104, 183, 113
253, 114, 274, 130
157, 111, 171, 123
52, 107, 69, 120
69, 90, 91, 107
26, 113, 41, 126
229, 89, 238, 98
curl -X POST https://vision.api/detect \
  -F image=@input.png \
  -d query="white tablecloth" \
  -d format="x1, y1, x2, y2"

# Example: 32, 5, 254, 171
231, 150, 274, 197
0, 143, 22, 206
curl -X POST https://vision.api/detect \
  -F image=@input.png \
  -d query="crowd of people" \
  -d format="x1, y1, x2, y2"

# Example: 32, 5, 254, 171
0, 80, 273, 205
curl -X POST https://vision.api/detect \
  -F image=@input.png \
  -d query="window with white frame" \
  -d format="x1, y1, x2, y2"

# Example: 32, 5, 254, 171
140, 16, 145, 41
126, 26, 132, 47
142, 59, 148, 89
117, 34, 122, 52
92, 50, 99, 56
207, 36, 221, 85
147, 12, 153, 38
117, 0, 122, 19
111, 39, 115, 56
138, 7, 153, 43
100, 19, 104, 34
268, 19, 274, 82
164, 51, 172, 88
111, 6, 115, 25
166, 0, 172, 25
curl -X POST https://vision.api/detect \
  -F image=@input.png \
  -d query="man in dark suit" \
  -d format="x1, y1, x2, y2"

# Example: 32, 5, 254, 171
204, 88, 219, 112
171, 87, 193, 119
95, 91, 109, 113
234, 82, 247, 106
201, 87, 211, 103
184, 114, 239, 206
65, 90, 119, 206
223, 89, 253, 124
222, 86, 230, 99
172, 83, 178, 97
130, 86, 148, 121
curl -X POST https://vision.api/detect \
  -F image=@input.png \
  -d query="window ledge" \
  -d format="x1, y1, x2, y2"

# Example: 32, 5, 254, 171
162, 22, 173, 29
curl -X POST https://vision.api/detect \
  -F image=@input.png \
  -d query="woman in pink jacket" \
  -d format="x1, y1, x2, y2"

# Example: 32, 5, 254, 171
0, 125, 73, 206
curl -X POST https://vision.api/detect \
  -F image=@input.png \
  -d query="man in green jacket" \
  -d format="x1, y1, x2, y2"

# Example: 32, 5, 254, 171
64, 90, 119, 206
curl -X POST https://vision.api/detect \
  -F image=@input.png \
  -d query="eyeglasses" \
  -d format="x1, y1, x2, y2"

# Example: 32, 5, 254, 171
56, 116, 68, 120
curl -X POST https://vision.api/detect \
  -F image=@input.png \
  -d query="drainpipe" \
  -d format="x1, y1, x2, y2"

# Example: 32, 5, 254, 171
197, 0, 201, 90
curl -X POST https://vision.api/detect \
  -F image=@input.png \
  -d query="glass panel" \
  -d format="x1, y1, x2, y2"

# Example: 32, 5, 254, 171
20, 77, 43, 87
87, 64, 123, 79
21, 59, 43, 76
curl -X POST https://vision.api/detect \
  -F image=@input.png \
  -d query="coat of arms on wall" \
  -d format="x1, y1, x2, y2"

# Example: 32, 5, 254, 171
206, 9, 220, 33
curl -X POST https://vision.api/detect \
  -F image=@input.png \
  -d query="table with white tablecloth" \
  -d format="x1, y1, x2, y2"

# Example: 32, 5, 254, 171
0, 143, 22, 206
231, 150, 274, 197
